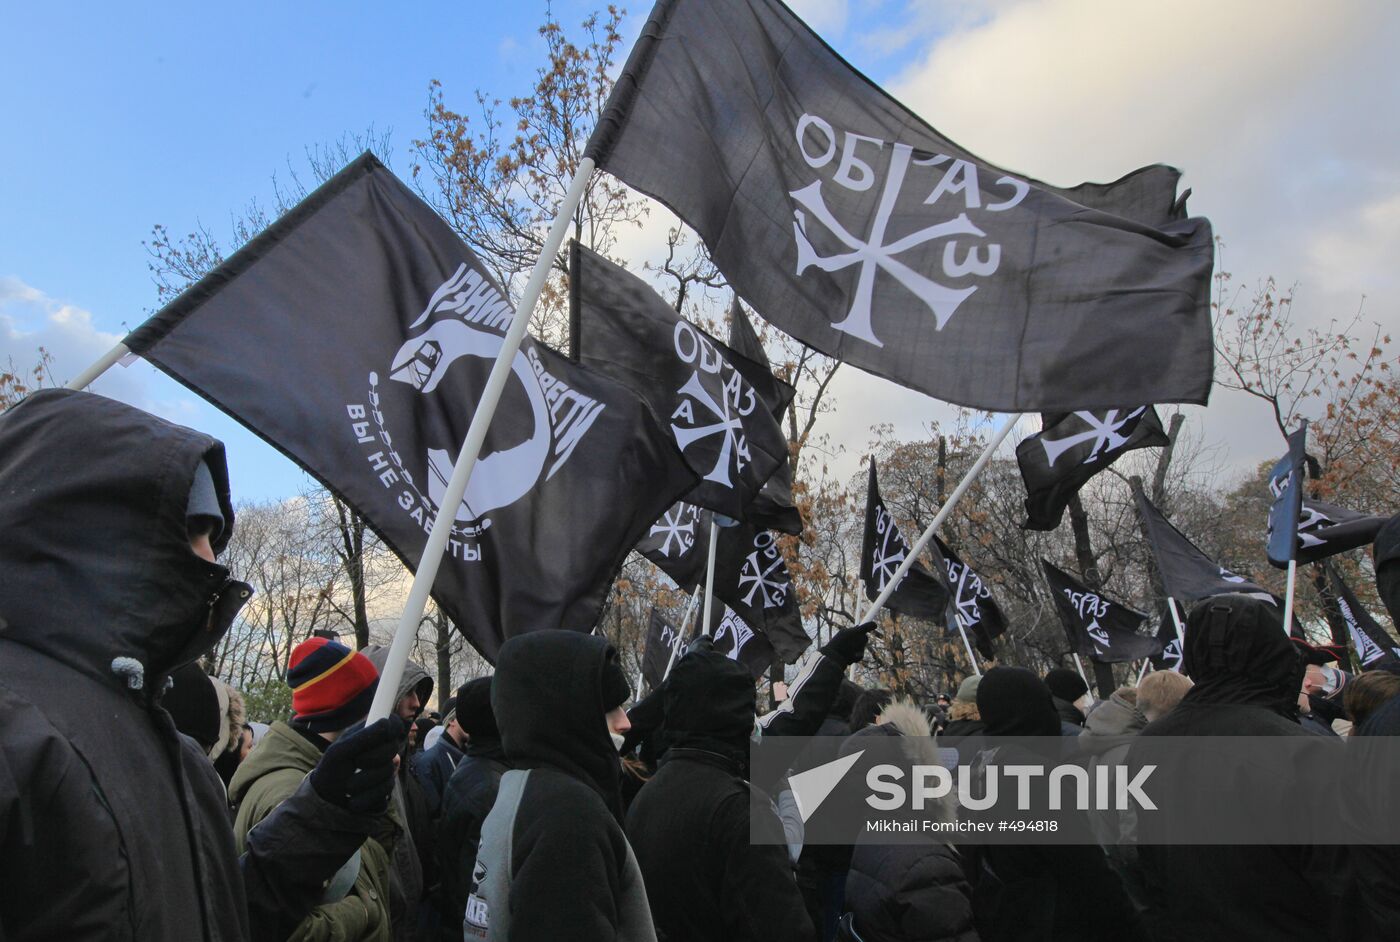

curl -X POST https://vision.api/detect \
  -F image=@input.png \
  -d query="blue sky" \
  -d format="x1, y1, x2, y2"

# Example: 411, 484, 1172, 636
4, 1, 1398, 502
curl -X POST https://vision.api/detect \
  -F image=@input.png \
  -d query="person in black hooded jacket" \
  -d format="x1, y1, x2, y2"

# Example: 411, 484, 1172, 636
0, 389, 401, 941
465, 629, 654, 941
1130, 594, 1343, 941
969, 667, 1142, 942
626, 647, 815, 942
437, 676, 508, 940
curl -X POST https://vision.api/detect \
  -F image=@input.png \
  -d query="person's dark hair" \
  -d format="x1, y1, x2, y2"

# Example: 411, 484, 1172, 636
1343, 671, 1400, 731
849, 687, 893, 732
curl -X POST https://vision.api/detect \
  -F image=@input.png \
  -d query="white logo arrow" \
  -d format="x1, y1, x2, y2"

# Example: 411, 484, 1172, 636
788, 749, 865, 823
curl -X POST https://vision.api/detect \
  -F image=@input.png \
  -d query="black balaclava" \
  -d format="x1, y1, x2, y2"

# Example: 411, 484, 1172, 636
977, 667, 1061, 737
1180, 594, 1304, 717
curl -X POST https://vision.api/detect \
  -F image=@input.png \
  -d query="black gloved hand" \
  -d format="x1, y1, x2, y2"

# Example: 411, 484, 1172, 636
821, 621, 877, 665
309, 715, 405, 815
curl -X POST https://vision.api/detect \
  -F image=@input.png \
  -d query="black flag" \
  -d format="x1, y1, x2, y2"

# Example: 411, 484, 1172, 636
1017, 408, 1168, 530
727, 299, 802, 535
572, 243, 789, 520
932, 535, 1004, 659
1295, 498, 1387, 565
587, 0, 1215, 412
642, 608, 685, 690
1134, 490, 1277, 606
713, 522, 811, 663
637, 500, 711, 591
859, 460, 951, 619
1149, 608, 1185, 673
1325, 563, 1400, 670
709, 604, 775, 680
123, 153, 698, 661
1266, 422, 1309, 568
1042, 561, 1163, 664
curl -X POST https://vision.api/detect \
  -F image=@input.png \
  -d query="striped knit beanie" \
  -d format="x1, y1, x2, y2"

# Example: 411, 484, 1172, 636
287, 637, 379, 733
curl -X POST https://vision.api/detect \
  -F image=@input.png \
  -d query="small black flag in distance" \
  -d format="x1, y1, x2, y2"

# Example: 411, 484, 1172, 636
1150, 608, 1185, 673
712, 522, 811, 663
1134, 489, 1277, 606
123, 154, 699, 662
1017, 408, 1168, 530
637, 500, 711, 591
1266, 422, 1309, 568
707, 604, 775, 680
642, 608, 685, 690
572, 243, 790, 521
931, 535, 1005, 660
1324, 563, 1400, 670
587, 0, 1215, 411
1042, 560, 1163, 664
859, 460, 951, 619
1295, 498, 1387, 565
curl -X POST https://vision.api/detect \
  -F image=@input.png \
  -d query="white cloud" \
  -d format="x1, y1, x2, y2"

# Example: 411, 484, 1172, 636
789, 0, 851, 36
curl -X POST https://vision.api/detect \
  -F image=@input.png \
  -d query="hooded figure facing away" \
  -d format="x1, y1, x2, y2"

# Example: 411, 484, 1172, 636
0, 390, 399, 941
1132, 594, 1343, 941
438, 677, 509, 940
466, 630, 654, 941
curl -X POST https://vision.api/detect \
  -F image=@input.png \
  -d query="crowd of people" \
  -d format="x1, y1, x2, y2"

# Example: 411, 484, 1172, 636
4, 390, 1400, 942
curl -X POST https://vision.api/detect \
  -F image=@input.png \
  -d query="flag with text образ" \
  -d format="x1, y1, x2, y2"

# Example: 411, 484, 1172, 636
859, 459, 951, 620
122, 153, 699, 662
571, 242, 790, 522
1133, 489, 1277, 606
586, 0, 1215, 412
642, 608, 686, 690
1042, 560, 1163, 664
726, 298, 802, 535
1017, 408, 1168, 531
1265, 422, 1309, 568
1323, 563, 1400, 670
930, 535, 1005, 660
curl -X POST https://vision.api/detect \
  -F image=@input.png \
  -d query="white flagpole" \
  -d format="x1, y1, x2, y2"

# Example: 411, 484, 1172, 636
66, 341, 131, 390
1136, 659, 1151, 684
856, 413, 1022, 627
1072, 653, 1091, 688
701, 517, 719, 639
1282, 558, 1299, 637
1167, 597, 1187, 649
957, 622, 982, 677
662, 589, 701, 682
367, 158, 596, 723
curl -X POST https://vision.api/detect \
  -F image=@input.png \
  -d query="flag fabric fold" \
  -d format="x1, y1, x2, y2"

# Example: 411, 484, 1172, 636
727, 299, 803, 535
586, 0, 1215, 412
124, 152, 698, 661
1149, 608, 1185, 673
1295, 498, 1387, 565
1324, 563, 1400, 670
1134, 489, 1277, 606
1042, 560, 1163, 664
932, 535, 1005, 659
859, 460, 951, 620
1017, 407, 1167, 530
1266, 422, 1309, 568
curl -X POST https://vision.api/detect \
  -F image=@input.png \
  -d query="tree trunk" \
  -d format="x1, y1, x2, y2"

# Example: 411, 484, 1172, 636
1150, 413, 1186, 506
435, 609, 454, 712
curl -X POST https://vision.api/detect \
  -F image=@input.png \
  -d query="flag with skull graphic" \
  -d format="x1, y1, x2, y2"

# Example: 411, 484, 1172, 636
1265, 422, 1309, 568
586, 0, 1215, 412
123, 153, 699, 662
572, 242, 792, 521
1134, 489, 1278, 605
707, 604, 776, 679
1017, 407, 1168, 530
1322, 563, 1400, 670
930, 535, 1004, 659
859, 459, 951, 619
1042, 560, 1163, 664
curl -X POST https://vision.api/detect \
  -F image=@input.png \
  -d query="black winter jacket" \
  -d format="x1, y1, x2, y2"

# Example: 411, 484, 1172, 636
411, 734, 464, 817
0, 390, 368, 941
845, 843, 977, 942
438, 737, 510, 938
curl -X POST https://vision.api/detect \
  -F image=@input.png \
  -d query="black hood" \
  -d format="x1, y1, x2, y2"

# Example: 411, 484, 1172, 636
1180, 594, 1303, 716
0, 390, 250, 694
492, 629, 624, 817
664, 649, 756, 759
977, 667, 1061, 737
456, 675, 503, 756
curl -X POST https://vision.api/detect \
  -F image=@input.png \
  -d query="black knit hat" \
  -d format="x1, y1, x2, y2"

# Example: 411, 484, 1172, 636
1044, 667, 1089, 702
162, 662, 222, 751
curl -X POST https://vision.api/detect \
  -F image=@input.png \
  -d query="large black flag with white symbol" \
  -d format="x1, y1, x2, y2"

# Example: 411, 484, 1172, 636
714, 523, 811, 663
637, 500, 711, 591
1266, 423, 1309, 568
1017, 408, 1168, 530
572, 243, 789, 520
1294, 498, 1387, 565
859, 460, 951, 619
1134, 490, 1277, 605
727, 299, 802, 535
1150, 609, 1185, 673
1042, 561, 1163, 664
642, 608, 686, 690
1324, 563, 1400, 670
930, 536, 1004, 659
708, 604, 775, 680
587, 0, 1215, 412
123, 154, 698, 662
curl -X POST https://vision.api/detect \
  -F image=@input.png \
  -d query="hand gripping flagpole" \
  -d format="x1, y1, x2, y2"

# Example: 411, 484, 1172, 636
367, 158, 596, 723
856, 413, 1022, 670
66, 341, 131, 390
